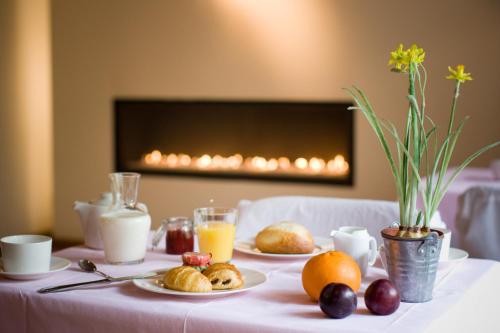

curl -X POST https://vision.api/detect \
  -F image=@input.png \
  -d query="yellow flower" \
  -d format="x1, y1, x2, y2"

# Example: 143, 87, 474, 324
388, 43, 425, 72
446, 65, 473, 83
388, 44, 409, 72
406, 44, 425, 64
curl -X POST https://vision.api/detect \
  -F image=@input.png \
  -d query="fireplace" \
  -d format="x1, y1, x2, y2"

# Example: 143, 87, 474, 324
114, 100, 354, 185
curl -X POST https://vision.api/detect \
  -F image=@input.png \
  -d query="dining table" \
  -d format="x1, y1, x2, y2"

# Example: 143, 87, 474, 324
1, 241, 499, 333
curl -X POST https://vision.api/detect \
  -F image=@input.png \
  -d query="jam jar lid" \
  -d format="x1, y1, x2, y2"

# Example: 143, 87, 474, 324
164, 216, 192, 226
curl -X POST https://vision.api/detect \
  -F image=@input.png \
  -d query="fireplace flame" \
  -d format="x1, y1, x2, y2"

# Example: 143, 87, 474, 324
294, 157, 308, 170
142, 151, 349, 177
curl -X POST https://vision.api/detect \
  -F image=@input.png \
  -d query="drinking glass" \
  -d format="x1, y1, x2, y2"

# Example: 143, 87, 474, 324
193, 207, 237, 263
109, 172, 141, 209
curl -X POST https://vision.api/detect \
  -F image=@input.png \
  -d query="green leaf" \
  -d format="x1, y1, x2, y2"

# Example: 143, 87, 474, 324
381, 121, 422, 184
345, 87, 404, 211
430, 117, 469, 213
426, 127, 437, 141
408, 95, 429, 159
344, 87, 400, 185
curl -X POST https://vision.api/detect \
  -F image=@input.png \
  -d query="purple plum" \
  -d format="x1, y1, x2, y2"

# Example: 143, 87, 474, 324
319, 283, 357, 319
364, 279, 400, 315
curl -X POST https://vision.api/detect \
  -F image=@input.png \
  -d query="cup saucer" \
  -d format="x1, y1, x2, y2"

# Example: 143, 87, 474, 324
440, 248, 469, 263
0, 256, 71, 280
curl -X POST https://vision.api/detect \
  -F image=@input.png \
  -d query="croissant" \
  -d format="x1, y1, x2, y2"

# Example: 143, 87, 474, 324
163, 266, 212, 292
202, 263, 244, 290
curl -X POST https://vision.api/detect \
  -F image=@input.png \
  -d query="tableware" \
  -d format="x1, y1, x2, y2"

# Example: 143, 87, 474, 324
38, 271, 163, 293
330, 226, 377, 277
78, 259, 113, 279
440, 248, 469, 263
0, 256, 70, 280
0, 235, 52, 273
433, 228, 451, 261
100, 172, 151, 265
234, 236, 333, 259
74, 192, 112, 249
133, 267, 267, 297
38, 278, 110, 293
151, 217, 194, 254
194, 207, 237, 263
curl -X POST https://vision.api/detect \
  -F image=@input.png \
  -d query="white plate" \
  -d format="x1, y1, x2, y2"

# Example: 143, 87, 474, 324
234, 236, 333, 259
133, 267, 267, 297
441, 248, 469, 263
0, 256, 71, 280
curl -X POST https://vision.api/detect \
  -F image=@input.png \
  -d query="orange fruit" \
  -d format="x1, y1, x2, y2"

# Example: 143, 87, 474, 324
302, 251, 361, 301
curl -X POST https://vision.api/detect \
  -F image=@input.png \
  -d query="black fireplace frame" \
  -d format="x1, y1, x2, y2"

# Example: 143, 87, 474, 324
114, 99, 355, 186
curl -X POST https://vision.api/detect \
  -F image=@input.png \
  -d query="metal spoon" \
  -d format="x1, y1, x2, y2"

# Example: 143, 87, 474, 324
78, 259, 113, 280
78, 258, 163, 282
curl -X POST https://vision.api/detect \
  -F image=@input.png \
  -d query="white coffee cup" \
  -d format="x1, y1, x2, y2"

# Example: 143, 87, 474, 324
0, 235, 52, 273
433, 228, 452, 261
331, 226, 377, 277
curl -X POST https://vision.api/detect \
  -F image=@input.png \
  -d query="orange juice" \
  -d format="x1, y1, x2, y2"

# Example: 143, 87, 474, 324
196, 222, 236, 263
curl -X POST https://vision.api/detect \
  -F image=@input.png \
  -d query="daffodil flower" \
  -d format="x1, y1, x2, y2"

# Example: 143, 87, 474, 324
406, 44, 425, 64
388, 43, 425, 72
446, 65, 473, 83
388, 44, 408, 72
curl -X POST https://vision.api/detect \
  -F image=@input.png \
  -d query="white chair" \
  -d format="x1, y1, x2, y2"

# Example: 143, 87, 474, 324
236, 196, 446, 244
456, 185, 500, 261
236, 196, 380, 241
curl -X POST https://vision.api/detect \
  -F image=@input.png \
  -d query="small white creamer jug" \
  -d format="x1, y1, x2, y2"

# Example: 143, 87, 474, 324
330, 226, 377, 277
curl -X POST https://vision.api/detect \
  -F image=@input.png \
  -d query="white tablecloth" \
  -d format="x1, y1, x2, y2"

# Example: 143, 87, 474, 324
1, 245, 499, 333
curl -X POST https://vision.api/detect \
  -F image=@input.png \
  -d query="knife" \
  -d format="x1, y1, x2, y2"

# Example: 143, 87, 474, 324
38, 272, 163, 294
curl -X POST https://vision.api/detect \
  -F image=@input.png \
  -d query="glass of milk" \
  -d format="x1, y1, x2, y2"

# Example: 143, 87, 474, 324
100, 173, 151, 265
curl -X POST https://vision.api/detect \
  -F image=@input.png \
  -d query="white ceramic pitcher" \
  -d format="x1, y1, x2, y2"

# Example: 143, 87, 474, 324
74, 192, 113, 249
330, 226, 377, 277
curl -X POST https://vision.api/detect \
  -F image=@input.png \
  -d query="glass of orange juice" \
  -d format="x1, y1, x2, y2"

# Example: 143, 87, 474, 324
194, 207, 237, 263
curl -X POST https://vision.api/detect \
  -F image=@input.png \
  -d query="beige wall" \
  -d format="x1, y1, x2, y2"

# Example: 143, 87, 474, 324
0, 0, 53, 237
51, 0, 500, 240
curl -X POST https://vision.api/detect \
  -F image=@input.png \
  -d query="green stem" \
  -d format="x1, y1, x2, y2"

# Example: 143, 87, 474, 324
406, 63, 420, 227
430, 81, 461, 217
400, 108, 411, 226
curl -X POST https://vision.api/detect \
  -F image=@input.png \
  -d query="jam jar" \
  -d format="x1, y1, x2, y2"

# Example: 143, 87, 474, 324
164, 217, 194, 254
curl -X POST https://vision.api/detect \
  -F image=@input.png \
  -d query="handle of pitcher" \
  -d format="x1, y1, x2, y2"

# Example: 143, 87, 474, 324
368, 236, 378, 266
151, 223, 166, 250
136, 202, 149, 213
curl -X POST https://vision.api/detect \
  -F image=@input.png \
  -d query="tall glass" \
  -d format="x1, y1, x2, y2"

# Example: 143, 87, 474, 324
194, 207, 237, 263
100, 172, 151, 265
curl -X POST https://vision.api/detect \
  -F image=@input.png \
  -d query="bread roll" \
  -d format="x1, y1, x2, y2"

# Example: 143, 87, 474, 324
163, 266, 212, 292
202, 263, 244, 290
255, 221, 315, 254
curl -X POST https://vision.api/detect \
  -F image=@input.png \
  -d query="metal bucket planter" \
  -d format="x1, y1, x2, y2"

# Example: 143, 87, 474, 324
381, 227, 443, 303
